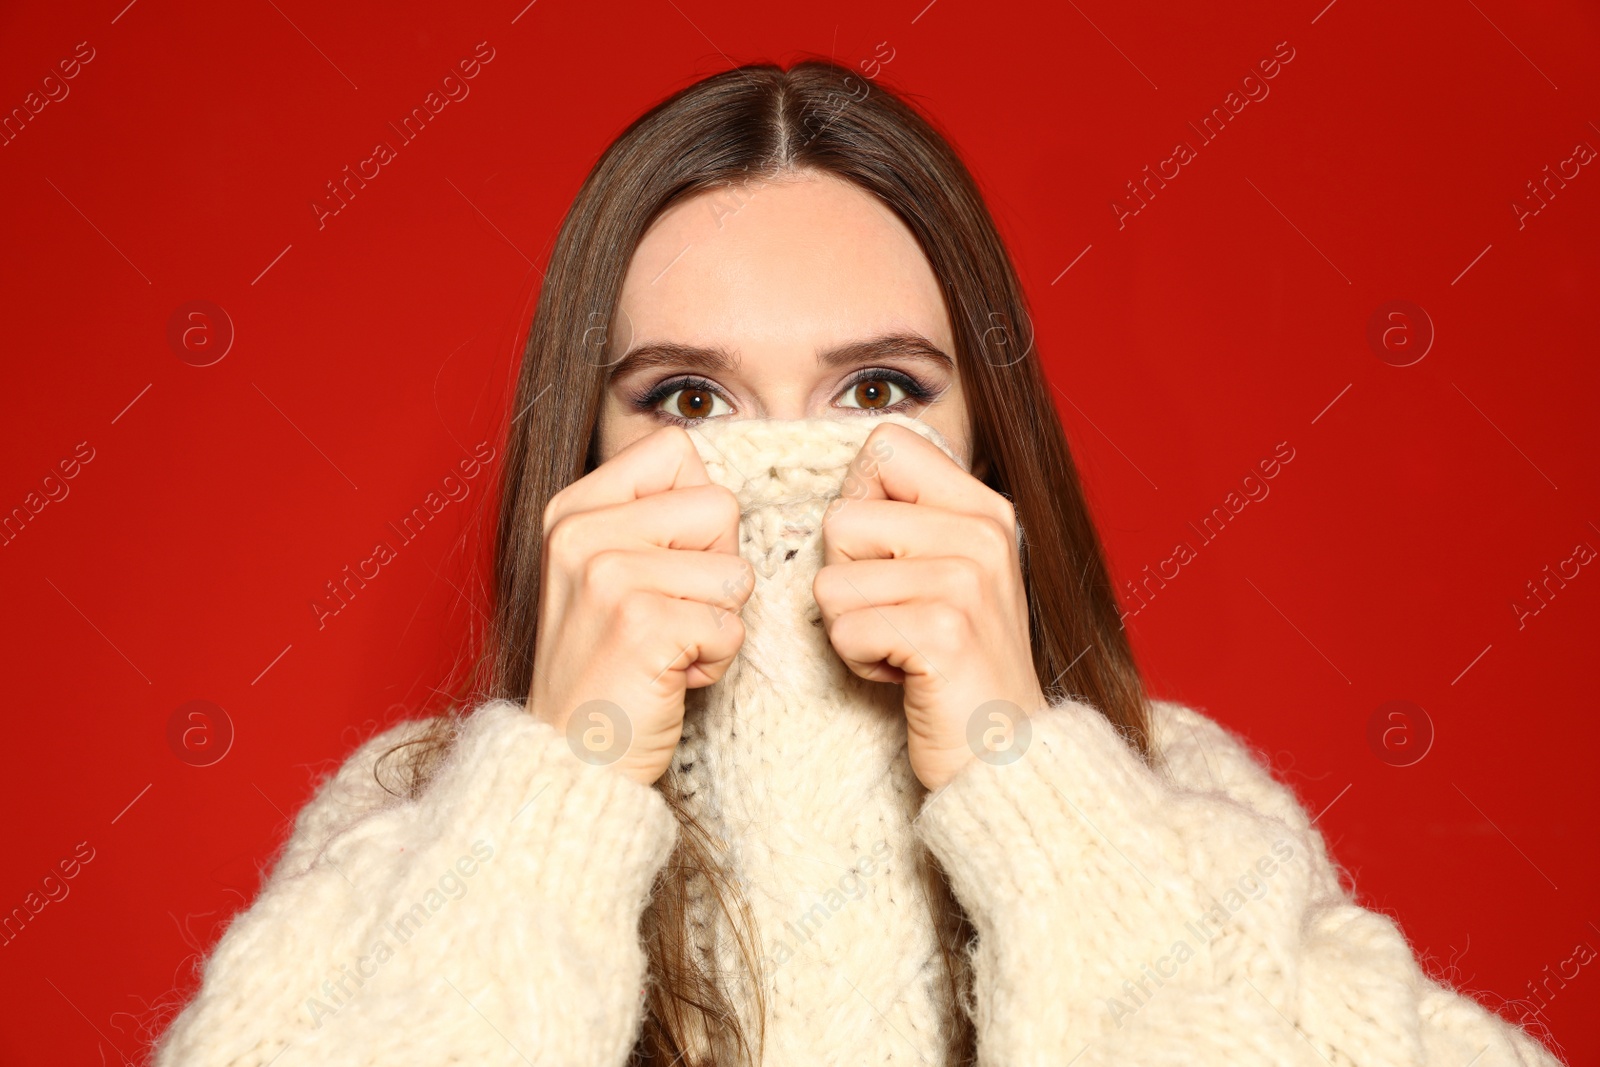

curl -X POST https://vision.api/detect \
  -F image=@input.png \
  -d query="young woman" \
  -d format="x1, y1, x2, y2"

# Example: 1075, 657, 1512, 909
150, 59, 1565, 1067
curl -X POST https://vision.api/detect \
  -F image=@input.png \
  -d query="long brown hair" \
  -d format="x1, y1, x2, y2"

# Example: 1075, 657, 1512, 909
380, 57, 1153, 1066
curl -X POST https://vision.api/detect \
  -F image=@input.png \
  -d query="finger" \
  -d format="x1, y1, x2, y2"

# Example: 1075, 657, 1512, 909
638, 593, 748, 690
581, 545, 755, 614
823, 601, 964, 687
559, 483, 743, 556
545, 424, 711, 531
828, 422, 1001, 522
813, 556, 983, 622
820, 498, 1014, 568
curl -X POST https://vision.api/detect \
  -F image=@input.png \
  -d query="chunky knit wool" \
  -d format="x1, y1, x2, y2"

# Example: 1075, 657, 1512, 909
668, 414, 961, 1063
151, 413, 1566, 1067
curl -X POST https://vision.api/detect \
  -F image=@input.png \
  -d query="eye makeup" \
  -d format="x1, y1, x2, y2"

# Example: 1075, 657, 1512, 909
625, 366, 944, 427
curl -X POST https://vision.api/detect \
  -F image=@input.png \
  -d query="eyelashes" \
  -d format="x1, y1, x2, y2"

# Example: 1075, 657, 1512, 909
627, 367, 941, 426
632, 375, 732, 422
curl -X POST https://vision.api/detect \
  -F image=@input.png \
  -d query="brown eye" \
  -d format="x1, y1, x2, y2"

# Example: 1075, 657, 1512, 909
840, 376, 906, 410
655, 383, 732, 420
676, 387, 714, 418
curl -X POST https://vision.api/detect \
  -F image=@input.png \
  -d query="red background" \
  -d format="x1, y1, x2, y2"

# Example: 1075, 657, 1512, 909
1, 0, 1595, 1062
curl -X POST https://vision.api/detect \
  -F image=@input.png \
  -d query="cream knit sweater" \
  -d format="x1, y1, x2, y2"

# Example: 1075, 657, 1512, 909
151, 413, 1565, 1067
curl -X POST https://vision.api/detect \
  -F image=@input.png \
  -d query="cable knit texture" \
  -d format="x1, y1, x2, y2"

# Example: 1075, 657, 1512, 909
150, 413, 1567, 1067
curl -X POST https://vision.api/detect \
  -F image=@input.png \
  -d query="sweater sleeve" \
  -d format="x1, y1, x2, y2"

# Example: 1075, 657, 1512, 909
149, 698, 680, 1067
912, 696, 1568, 1067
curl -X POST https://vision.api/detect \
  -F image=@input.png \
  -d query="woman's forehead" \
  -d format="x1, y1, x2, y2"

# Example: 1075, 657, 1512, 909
615, 173, 953, 353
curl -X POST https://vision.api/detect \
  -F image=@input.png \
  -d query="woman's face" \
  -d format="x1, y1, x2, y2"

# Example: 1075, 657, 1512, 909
597, 170, 978, 474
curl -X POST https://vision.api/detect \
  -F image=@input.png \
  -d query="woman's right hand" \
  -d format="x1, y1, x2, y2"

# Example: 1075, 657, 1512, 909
529, 424, 753, 786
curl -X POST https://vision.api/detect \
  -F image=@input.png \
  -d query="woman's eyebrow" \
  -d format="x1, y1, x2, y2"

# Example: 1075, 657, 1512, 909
606, 340, 737, 380
819, 333, 955, 370
607, 332, 954, 381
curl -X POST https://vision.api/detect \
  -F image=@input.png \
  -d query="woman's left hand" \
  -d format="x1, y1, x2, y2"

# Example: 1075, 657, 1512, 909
813, 422, 1047, 792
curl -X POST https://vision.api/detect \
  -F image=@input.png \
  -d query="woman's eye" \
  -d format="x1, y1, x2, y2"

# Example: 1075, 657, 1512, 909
657, 383, 733, 420
837, 375, 907, 410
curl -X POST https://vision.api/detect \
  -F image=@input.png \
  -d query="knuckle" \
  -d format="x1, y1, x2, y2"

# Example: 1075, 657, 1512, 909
725, 558, 756, 604
824, 607, 855, 644
976, 515, 1013, 562
946, 555, 986, 598
812, 563, 835, 598
581, 548, 630, 600
544, 514, 583, 566
541, 487, 570, 536
993, 495, 1017, 531
925, 603, 969, 651
707, 484, 743, 528
714, 611, 746, 648
820, 494, 853, 533
612, 588, 659, 632
812, 564, 849, 612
